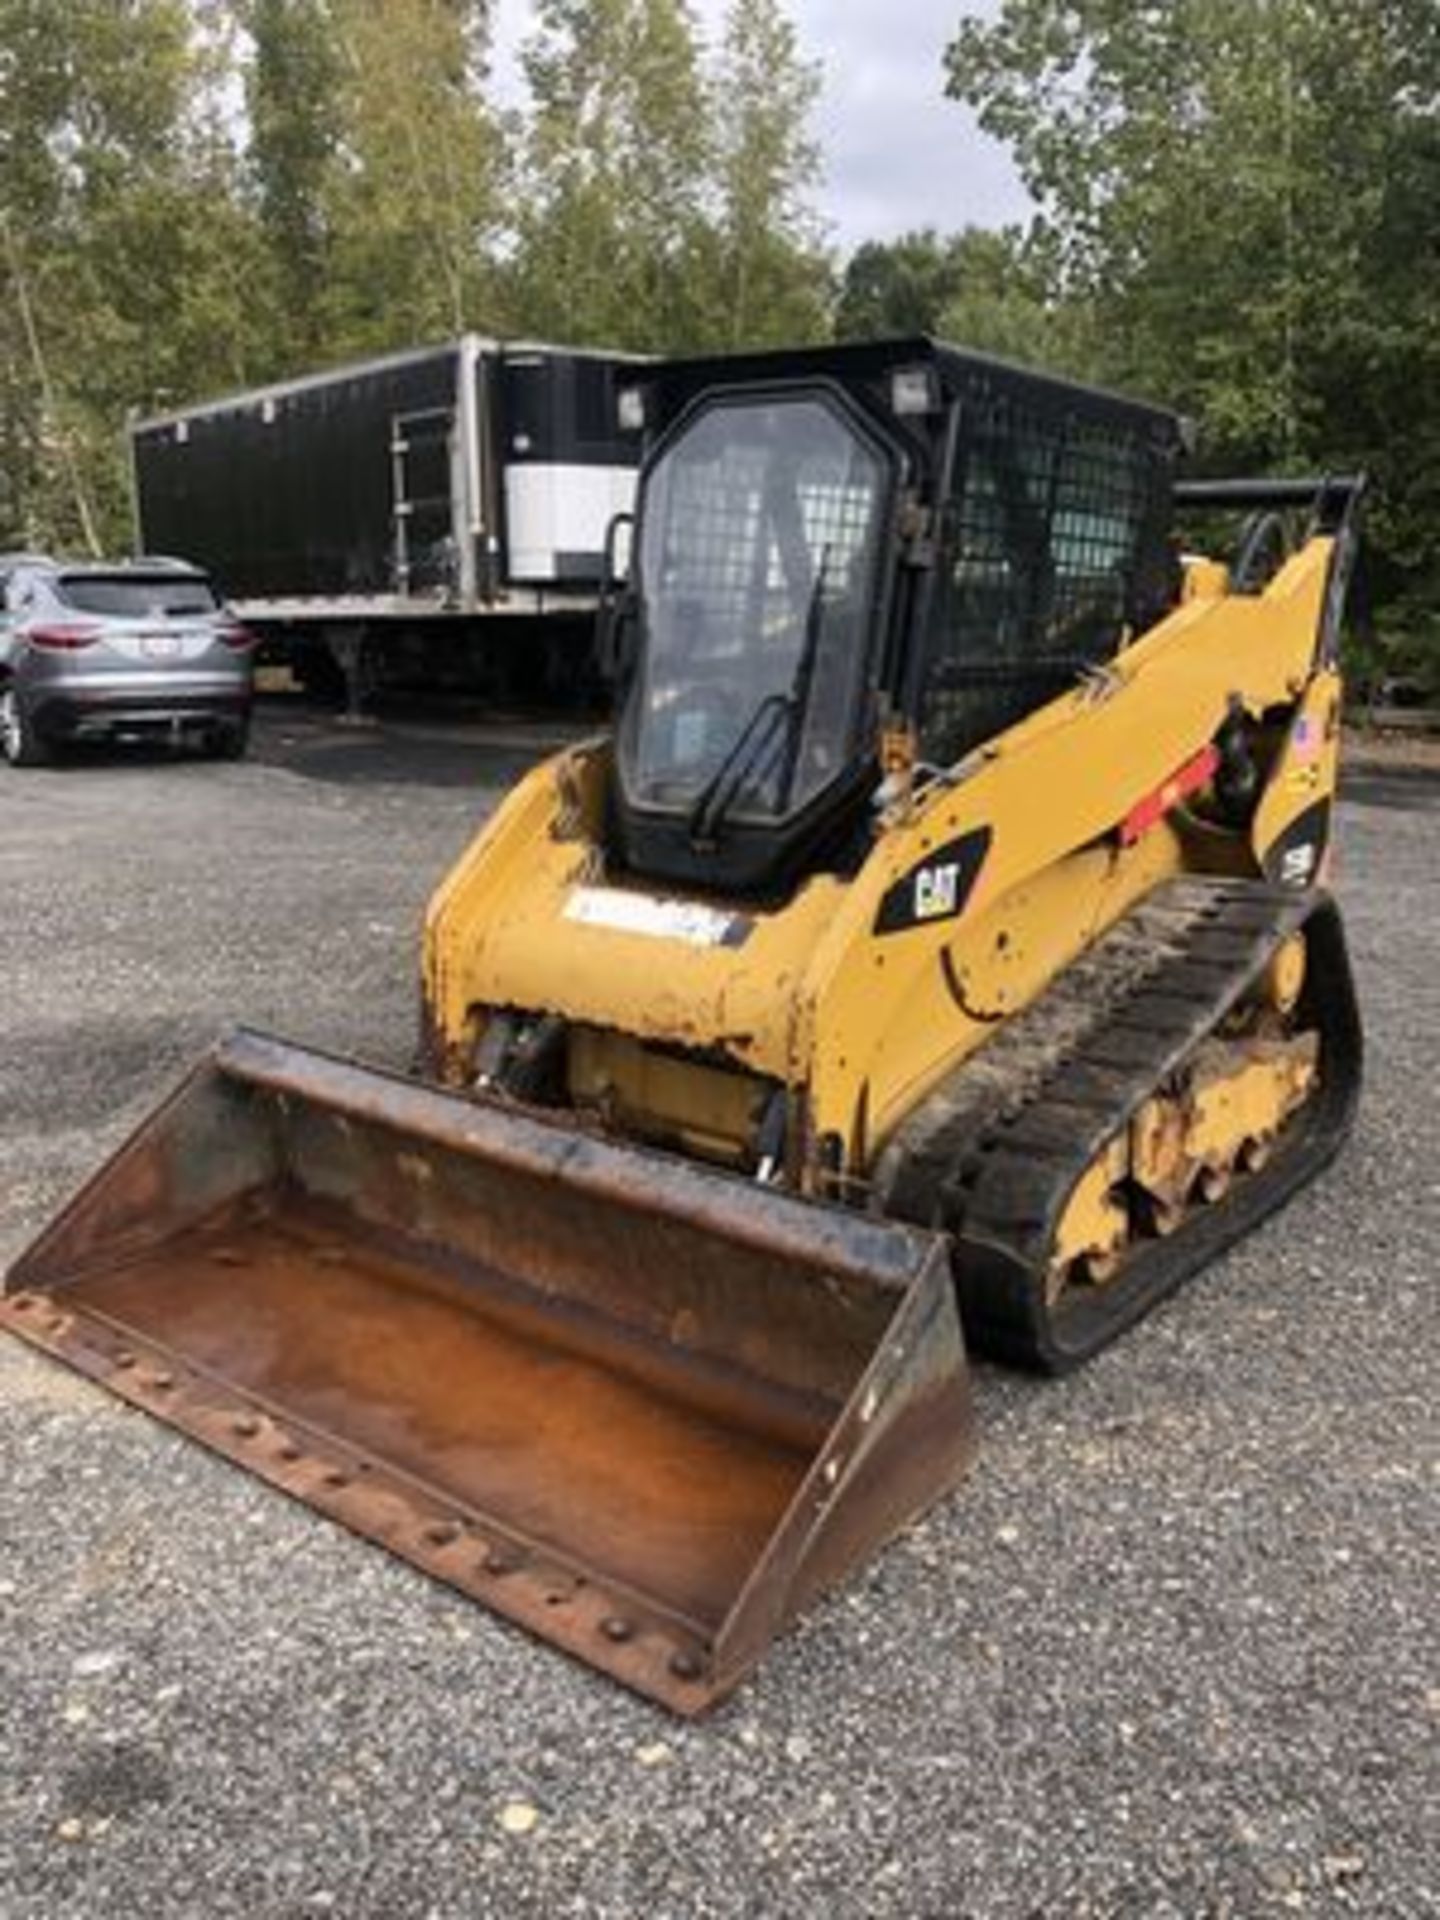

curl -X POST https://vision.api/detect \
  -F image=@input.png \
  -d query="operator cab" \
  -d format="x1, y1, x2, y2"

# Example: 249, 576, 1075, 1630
606, 339, 1182, 898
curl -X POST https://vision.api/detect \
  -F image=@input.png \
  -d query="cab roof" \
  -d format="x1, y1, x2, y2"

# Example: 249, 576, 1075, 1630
635, 335, 1183, 451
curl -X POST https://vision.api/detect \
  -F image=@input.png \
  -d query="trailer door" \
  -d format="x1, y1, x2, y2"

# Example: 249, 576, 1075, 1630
391, 406, 457, 594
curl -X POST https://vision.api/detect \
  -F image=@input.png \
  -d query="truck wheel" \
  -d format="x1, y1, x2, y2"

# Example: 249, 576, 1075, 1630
293, 648, 346, 705
0, 687, 51, 767
206, 715, 251, 761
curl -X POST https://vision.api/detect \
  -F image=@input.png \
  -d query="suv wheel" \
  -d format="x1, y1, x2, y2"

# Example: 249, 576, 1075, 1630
0, 687, 51, 767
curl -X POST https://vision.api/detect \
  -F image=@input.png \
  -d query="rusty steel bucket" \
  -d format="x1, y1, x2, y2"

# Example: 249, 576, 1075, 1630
0, 1030, 975, 1713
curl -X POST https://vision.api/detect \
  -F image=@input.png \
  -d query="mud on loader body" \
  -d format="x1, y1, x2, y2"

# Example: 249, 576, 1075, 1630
3, 340, 1364, 1711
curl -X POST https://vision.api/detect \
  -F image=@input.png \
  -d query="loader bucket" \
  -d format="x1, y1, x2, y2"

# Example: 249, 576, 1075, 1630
1, 1030, 974, 1713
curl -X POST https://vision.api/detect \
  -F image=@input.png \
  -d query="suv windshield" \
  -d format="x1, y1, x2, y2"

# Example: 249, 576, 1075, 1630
56, 574, 218, 618
623, 394, 891, 823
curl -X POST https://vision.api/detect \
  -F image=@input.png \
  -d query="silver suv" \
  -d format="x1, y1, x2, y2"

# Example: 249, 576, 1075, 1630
0, 555, 254, 766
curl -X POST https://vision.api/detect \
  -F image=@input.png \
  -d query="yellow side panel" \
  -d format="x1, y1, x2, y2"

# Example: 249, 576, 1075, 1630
424, 536, 1339, 1165
423, 750, 591, 1063
1251, 667, 1343, 884
799, 540, 1337, 1144
568, 1028, 768, 1164
851, 828, 1185, 1155
424, 741, 847, 1079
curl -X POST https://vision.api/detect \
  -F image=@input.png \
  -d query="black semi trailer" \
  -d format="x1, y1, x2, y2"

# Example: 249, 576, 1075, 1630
130, 338, 645, 706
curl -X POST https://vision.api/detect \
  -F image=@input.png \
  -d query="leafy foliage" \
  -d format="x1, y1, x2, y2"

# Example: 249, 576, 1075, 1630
947, 0, 1440, 677
835, 225, 1097, 378
0, 0, 267, 548
835, 229, 973, 341
2, 0, 1436, 682
0, 0, 830, 549
703, 0, 830, 348
247, 0, 342, 363
321, 0, 510, 351
512, 0, 714, 351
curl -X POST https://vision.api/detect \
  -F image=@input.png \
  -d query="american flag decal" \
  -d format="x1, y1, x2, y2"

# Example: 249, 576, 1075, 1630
1292, 715, 1325, 765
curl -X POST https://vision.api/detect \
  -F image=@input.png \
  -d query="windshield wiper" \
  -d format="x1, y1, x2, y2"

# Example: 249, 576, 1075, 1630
686, 549, 834, 849
686, 692, 792, 848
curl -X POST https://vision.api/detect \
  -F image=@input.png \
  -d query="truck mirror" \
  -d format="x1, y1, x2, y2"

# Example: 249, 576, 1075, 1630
596, 512, 639, 685
602, 510, 634, 589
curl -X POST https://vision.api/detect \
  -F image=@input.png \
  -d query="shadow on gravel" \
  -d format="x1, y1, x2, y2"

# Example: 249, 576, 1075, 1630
254, 727, 541, 791
34, 697, 594, 794
60, 1743, 174, 1822
1, 1016, 216, 1134
1341, 763, 1440, 813
250, 700, 590, 792
45, 741, 231, 776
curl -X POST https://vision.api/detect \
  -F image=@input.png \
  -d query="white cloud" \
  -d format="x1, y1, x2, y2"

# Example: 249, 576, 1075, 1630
492, 0, 1034, 255
794, 0, 1034, 249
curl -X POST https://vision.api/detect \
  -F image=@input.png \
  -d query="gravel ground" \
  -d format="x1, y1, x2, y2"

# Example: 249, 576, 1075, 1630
1, 706, 1435, 1919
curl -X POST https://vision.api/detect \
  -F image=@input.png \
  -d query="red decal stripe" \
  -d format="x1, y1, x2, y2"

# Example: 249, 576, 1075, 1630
1119, 743, 1221, 845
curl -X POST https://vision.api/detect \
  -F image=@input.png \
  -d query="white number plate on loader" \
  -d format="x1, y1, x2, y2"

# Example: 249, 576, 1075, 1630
564, 886, 751, 949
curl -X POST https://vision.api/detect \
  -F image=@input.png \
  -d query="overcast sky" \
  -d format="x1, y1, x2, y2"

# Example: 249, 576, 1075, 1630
492, 0, 1035, 256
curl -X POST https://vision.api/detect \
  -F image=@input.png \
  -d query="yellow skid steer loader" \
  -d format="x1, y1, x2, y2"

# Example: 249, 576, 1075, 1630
2, 340, 1363, 1713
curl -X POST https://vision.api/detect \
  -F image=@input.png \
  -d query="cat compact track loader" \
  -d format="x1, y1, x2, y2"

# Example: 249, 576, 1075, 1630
2, 340, 1363, 1714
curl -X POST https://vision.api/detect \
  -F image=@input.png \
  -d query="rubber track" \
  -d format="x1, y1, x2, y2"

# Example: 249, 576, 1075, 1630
877, 879, 1363, 1373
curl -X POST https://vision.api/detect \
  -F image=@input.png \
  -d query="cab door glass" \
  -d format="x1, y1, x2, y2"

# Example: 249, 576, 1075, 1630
626, 395, 892, 820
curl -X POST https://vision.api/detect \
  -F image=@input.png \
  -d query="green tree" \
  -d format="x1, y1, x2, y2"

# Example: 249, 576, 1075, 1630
514, 0, 713, 350
703, 0, 830, 348
835, 225, 1091, 376
935, 228, 1097, 377
835, 229, 970, 340
247, 0, 342, 364
946, 0, 1440, 673
321, 0, 510, 351
0, 0, 267, 550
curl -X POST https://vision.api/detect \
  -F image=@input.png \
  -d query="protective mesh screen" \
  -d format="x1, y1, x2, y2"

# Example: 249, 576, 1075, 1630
666, 449, 760, 615
921, 393, 1174, 765
662, 458, 879, 650
632, 396, 887, 817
